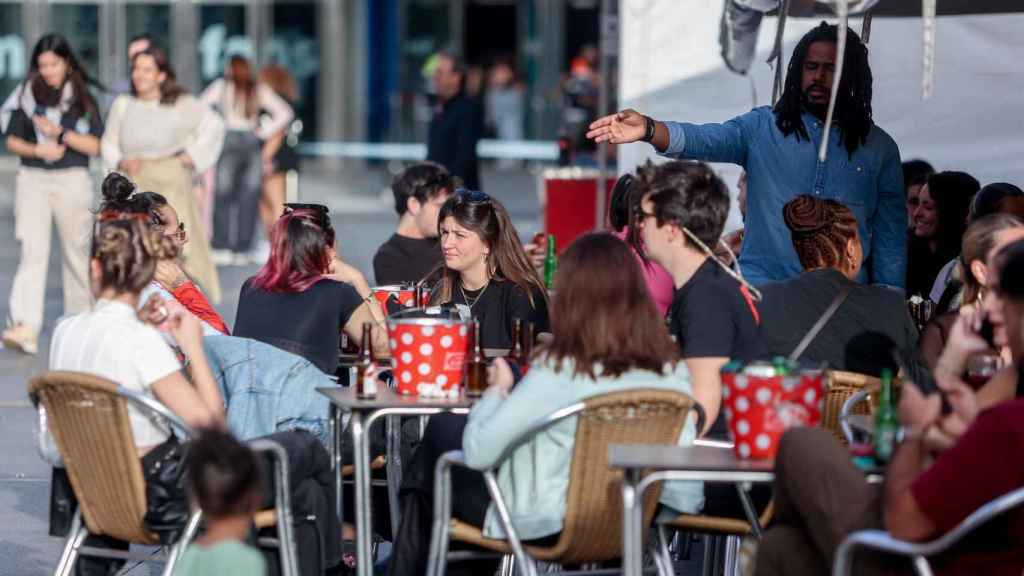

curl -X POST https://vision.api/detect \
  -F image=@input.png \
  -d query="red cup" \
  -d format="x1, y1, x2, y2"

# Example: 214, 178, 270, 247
372, 284, 417, 309
387, 308, 471, 397
720, 364, 824, 459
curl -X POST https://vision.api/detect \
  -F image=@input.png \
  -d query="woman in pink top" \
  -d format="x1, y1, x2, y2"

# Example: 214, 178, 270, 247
610, 173, 675, 315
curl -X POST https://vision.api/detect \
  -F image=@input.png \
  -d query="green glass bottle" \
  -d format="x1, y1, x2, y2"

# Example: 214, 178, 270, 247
873, 368, 899, 462
543, 234, 558, 289
771, 356, 790, 377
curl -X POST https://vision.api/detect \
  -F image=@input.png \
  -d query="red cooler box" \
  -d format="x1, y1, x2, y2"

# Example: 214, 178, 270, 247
542, 169, 615, 251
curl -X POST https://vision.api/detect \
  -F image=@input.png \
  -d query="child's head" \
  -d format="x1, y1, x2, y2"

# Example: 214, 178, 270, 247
188, 429, 263, 518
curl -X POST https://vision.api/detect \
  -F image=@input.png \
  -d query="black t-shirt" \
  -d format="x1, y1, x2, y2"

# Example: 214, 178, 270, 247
668, 259, 765, 362
234, 278, 363, 374
445, 279, 550, 350
758, 268, 919, 377
372, 234, 443, 286
3, 96, 103, 170
668, 259, 765, 439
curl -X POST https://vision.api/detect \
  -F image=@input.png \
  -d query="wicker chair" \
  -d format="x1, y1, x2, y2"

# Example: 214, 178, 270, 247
28, 371, 298, 576
822, 370, 880, 445
426, 388, 705, 576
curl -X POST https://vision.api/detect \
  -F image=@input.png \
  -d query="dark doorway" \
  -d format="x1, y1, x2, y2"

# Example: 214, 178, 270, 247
464, 1, 518, 69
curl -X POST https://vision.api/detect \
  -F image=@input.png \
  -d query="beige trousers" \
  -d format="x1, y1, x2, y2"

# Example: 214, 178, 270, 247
133, 158, 222, 303
9, 167, 94, 330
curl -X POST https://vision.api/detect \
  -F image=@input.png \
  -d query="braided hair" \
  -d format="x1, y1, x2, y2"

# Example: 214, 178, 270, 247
783, 195, 859, 272
92, 218, 181, 295
773, 22, 873, 157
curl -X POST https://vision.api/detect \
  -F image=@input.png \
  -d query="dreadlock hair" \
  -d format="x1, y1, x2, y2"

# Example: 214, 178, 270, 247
783, 194, 860, 273
773, 22, 873, 157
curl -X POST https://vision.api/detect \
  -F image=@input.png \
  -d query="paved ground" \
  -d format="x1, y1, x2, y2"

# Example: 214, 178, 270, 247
0, 163, 548, 575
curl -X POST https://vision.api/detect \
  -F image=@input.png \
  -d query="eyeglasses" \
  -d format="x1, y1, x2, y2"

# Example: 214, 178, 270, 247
454, 189, 491, 204
633, 207, 658, 222
158, 222, 186, 243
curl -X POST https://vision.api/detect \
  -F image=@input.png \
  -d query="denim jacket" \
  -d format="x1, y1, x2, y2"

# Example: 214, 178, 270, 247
203, 335, 335, 446
662, 106, 906, 288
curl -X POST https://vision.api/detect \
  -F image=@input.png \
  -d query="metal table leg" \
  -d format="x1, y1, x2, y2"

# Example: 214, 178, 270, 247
620, 468, 643, 576
386, 415, 403, 540
735, 482, 763, 538
330, 403, 343, 520
350, 411, 373, 576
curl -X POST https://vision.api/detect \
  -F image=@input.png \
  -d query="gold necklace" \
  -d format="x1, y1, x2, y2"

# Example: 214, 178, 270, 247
459, 278, 490, 308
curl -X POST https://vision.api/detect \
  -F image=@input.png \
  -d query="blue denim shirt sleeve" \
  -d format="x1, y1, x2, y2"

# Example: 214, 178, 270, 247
660, 109, 762, 166
869, 141, 907, 288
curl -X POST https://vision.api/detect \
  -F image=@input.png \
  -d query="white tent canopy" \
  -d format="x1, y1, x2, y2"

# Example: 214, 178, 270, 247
619, 1, 1024, 231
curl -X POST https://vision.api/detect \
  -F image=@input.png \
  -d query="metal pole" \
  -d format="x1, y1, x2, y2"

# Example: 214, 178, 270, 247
596, 0, 615, 231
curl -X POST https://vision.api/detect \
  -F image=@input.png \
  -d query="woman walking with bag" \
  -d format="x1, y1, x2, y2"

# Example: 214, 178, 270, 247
201, 56, 293, 264
102, 46, 225, 303
0, 33, 103, 354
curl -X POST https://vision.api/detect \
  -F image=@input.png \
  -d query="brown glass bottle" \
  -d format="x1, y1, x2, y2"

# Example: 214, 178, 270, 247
464, 320, 487, 397
354, 323, 376, 398
510, 318, 525, 368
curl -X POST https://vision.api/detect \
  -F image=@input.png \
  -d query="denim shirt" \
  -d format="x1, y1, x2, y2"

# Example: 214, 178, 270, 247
203, 335, 335, 446
661, 106, 906, 288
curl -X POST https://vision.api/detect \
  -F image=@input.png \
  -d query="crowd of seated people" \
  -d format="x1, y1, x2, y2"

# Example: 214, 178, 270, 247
25, 146, 1024, 576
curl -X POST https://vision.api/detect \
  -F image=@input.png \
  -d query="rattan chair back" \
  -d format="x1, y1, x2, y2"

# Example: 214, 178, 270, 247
530, 388, 698, 564
28, 371, 158, 544
822, 370, 879, 445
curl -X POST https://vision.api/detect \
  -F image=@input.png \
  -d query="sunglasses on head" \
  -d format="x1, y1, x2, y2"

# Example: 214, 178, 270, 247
283, 203, 331, 226
453, 189, 491, 204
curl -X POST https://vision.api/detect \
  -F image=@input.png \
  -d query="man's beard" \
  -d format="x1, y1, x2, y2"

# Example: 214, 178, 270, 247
801, 91, 828, 118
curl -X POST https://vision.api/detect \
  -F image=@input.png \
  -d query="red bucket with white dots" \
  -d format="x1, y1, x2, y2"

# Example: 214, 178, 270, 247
387, 308, 471, 397
720, 362, 824, 459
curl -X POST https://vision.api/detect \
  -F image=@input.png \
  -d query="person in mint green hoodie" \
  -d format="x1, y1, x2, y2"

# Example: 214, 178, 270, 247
174, 429, 265, 576
461, 232, 704, 542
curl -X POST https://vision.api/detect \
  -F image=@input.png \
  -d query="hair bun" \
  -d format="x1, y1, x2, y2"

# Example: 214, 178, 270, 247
783, 195, 832, 235
101, 172, 136, 203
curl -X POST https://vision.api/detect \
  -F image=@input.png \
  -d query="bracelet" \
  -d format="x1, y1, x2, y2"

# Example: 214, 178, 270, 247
642, 115, 657, 143
57, 130, 66, 145
169, 275, 188, 290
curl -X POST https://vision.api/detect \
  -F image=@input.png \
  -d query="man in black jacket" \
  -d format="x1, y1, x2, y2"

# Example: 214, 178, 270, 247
426, 51, 482, 190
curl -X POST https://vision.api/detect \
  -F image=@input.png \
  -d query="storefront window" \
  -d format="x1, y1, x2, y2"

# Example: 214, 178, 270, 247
0, 2, 24, 104
198, 3, 248, 90
126, 4, 171, 54
50, 4, 101, 81
269, 1, 319, 140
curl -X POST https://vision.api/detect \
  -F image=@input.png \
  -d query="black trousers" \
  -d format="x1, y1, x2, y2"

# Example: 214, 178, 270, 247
388, 413, 496, 576
71, 429, 340, 576
212, 129, 263, 253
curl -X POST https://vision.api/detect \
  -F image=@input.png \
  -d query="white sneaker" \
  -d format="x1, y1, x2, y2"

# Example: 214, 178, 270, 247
211, 249, 235, 266
2, 324, 38, 355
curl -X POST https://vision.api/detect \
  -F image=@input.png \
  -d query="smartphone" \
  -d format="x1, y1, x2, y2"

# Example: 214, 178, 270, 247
891, 348, 953, 416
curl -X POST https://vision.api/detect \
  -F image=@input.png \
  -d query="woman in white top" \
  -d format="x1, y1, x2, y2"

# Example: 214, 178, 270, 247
200, 56, 293, 261
1, 34, 103, 355
50, 217, 225, 454
102, 46, 225, 303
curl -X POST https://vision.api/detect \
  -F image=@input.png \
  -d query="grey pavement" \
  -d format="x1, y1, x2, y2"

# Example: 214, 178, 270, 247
0, 163, 545, 575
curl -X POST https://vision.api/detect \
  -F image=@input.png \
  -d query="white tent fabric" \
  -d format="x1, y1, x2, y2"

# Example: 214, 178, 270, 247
619, 2, 1024, 232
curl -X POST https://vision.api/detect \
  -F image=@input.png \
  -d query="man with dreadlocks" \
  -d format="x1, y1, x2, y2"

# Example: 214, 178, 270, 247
588, 22, 906, 289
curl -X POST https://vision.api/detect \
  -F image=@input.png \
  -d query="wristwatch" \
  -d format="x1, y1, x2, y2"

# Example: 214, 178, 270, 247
642, 115, 657, 143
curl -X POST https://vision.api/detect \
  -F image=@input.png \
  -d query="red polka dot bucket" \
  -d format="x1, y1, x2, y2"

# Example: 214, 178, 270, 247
720, 361, 824, 459
387, 308, 471, 397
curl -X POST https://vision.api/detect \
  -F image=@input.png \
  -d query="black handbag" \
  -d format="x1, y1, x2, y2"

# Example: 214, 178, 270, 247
141, 436, 191, 545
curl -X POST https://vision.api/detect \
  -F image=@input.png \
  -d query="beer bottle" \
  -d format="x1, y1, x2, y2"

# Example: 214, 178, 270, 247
873, 368, 899, 462
523, 321, 534, 360
465, 320, 487, 397
544, 234, 558, 289
510, 318, 526, 369
355, 322, 377, 398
